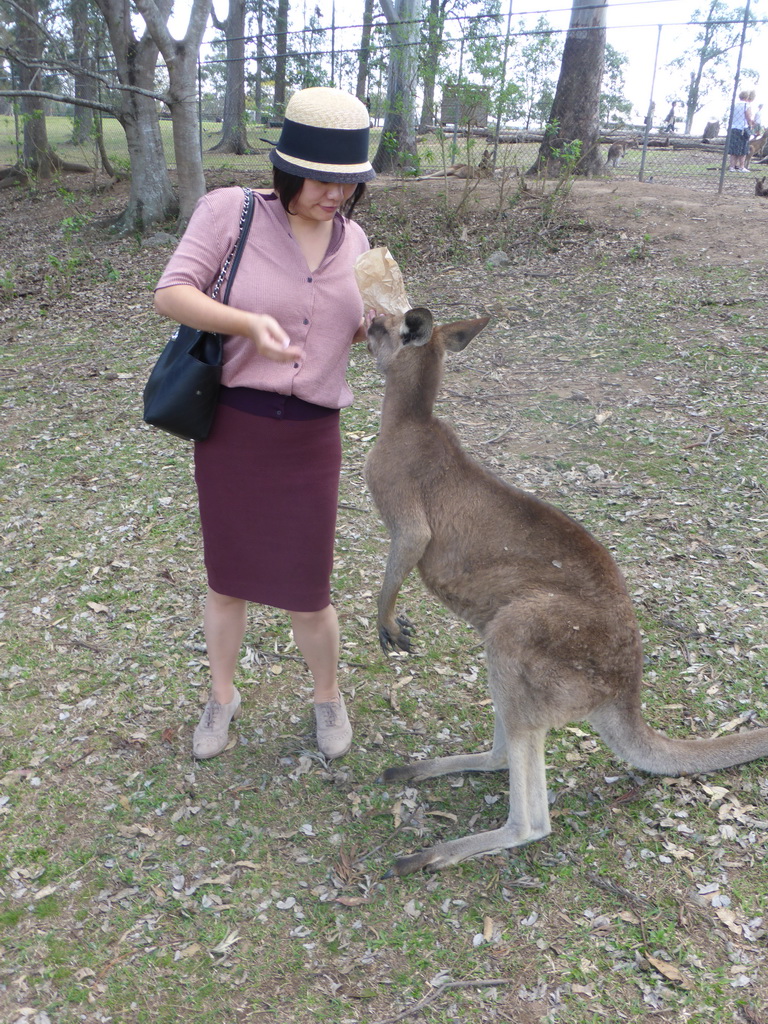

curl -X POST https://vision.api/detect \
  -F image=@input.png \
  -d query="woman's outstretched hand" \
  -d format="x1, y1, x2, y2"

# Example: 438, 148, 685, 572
248, 314, 304, 364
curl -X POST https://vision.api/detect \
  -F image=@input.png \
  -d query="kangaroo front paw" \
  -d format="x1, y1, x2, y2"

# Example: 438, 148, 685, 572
378, 614, 414, 653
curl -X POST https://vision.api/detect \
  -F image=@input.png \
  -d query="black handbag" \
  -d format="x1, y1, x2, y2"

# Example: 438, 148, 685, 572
143, 187, 254, 441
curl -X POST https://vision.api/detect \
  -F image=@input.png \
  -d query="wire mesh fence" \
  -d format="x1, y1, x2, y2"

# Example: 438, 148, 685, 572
2, 9, 765, 197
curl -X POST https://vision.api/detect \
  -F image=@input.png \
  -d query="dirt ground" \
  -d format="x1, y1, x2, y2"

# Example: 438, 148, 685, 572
561, 176, 768, 264
371, 173, 768, 265
1, 170, 767, 309
2, 170, 767, 469
2, 174, 768, 1024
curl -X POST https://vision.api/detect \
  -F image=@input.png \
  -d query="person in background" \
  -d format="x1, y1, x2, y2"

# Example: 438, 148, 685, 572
153, 87, 375, 761
728, 89, 755, 171
662, 101, 678, 131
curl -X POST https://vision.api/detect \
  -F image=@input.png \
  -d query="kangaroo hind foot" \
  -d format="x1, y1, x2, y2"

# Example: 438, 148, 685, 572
386, 726, 550, 875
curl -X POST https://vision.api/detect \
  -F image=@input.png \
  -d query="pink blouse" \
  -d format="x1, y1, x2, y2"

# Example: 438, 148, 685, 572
155, 187, 370, 409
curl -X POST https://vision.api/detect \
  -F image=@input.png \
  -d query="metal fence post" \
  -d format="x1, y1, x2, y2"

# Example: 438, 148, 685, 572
639, 25, 662, 182
197, 58, 204, 158
491, 0, 515, 169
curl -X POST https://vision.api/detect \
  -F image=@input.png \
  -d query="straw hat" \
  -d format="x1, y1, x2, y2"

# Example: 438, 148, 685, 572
269, 87, 375, 183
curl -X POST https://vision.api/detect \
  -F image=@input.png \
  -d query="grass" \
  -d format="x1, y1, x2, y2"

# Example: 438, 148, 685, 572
1, 175, 768, 1023
0, 113, 744, 194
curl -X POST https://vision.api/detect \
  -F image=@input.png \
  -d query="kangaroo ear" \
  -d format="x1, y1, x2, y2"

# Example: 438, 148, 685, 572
440, 316, 491, 352
400, 307, 434, 347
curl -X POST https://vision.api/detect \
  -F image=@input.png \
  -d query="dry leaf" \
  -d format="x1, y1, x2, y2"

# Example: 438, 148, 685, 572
176, 942, 201, 959
425, 810, 458, 822
33, 885, 57, 900
392, 799, 403, 828
619, 910, 640, 925
403, 899, 421, 919
715, 908, 743, 936
711, 713, 753, 737
646, 955, 690, 988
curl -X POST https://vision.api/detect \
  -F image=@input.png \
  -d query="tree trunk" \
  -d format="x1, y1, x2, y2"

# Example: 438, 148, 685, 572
115, 89, 179, 232
70, 0, 96, 145
253, 1, 266, 122
419, 0, 444, 130
355, 0, 375, 103
94, 0, 177, 232
273, 0, 289, 118
14, 0, 58, 177
528, 0, 607, 178
372, 0, 422, 174
211, 0, 251, 153
134, 0, 211, 227
685, 70, 700, 135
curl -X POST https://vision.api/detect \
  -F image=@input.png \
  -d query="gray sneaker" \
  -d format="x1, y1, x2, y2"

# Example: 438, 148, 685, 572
314, 693, 352, 759
193, 686, 242, 759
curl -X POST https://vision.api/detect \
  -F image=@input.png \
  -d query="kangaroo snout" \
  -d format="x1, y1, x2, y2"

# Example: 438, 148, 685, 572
366, 308, 437, 370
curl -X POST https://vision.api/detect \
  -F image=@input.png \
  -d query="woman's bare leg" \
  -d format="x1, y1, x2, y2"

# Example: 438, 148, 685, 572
204, 587, 247, 703
291, 604, 351, 758
192, 588, 247, 758
290, 604, 340, 702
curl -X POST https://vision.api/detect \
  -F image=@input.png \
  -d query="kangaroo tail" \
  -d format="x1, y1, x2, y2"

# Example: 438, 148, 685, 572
588, 699, 768, 776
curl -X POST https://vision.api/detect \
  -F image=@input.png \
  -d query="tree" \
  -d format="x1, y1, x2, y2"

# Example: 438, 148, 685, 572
69, 0, 96, 144
515, 17, 561, 130
251, 0, 272, 124
465, 2, 523, 132
14, 0, 56, 176
372, 0, 422, 174
2, 0, 206, 228
93, 0, 177, 231
293, 5, 328, 88
599, 42, 631, 125
2, 0, 92, 180
529, 0, 607, 177
418, 0, 449, 130
210, 0, 251, 154
355, 0, 375, 103
668, 1, 755, 134
132, 0, 211, 226
273, 0, 289, 116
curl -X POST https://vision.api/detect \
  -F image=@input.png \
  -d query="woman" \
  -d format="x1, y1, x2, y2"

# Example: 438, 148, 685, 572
154, 87, 375, 760
728, 89, 755, 171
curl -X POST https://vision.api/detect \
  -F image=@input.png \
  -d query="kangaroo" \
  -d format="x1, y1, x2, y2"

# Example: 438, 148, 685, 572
747, 128, 768, 167
605, 142, 626, 167
755, 176, 768, 197
364, 307, 768, 876
415, 149, 493, 181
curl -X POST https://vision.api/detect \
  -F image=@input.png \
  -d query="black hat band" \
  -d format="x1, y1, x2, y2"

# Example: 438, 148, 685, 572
278, 117, 370, 165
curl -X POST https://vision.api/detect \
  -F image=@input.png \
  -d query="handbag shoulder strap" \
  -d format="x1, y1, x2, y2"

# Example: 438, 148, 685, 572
211, 187, 254, 303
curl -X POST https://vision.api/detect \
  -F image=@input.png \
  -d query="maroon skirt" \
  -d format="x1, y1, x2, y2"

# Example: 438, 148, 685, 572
194, 388, 342, 612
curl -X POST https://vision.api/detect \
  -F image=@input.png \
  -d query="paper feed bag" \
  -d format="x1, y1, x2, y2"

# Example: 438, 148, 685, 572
354, 246, 411, 315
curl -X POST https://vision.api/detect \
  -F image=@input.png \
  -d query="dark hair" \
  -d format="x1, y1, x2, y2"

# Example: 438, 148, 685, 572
272, 168, 366, 219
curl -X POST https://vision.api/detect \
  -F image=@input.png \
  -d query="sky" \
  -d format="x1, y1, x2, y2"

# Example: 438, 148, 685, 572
171, 0, 765, 134
591, 0, 764, 127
